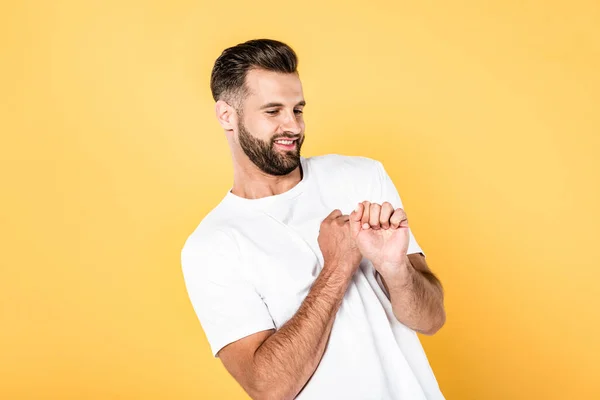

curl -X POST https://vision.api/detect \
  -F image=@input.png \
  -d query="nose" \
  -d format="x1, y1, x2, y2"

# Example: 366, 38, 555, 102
280, 111, 303, 135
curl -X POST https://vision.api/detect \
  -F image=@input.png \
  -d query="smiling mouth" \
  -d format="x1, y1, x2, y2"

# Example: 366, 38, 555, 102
273, 138, 299, 150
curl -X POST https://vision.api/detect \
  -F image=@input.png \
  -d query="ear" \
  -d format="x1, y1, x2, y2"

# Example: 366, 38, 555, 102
215, 100, 237, 131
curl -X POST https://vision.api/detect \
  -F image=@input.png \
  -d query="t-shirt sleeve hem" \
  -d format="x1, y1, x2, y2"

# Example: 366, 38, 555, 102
209, 321, 276, 358
407, 245, 425, 257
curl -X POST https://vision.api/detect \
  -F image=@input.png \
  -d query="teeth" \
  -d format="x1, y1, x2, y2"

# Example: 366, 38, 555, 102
276, 140, 294, 145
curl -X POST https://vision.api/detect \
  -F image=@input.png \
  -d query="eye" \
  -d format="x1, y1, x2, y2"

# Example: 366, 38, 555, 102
265, 110, 279, 115
294, 109, 303, 115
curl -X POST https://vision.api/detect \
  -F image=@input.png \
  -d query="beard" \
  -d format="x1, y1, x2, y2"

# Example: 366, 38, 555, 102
237, 120, 304, 176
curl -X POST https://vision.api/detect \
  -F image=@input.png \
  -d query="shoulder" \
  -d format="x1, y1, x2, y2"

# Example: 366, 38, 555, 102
305, 153, 384, 177
180, 199, 239, 269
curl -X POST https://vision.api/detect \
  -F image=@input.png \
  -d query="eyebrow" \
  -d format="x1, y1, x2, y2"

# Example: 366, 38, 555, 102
259, 100, 306, 110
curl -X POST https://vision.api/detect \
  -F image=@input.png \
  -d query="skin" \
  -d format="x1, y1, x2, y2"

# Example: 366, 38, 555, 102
215, 69, 306, 200
213, 68, 445, 400
351, 201, 446, 335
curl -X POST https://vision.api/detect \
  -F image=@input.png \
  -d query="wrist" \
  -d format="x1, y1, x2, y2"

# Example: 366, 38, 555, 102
324, 257, 359, 275
375, 258, 411, 280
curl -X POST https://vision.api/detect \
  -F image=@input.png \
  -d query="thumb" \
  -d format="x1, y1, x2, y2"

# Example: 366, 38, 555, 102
326, 209, 342, 220
349, 203, 363, 236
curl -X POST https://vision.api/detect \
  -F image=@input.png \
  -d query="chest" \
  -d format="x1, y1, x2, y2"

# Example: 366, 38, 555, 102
232, 180, 377, 327
235, 200, 365, 327
238, 213, 322, 327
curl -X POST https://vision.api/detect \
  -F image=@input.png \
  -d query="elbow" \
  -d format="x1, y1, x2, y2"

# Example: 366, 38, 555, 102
248, 391, 271, 400
245, 368, 269, 400
248, 375, 276, 400
244, 380, 263, 400
251, 384, 297, 400
248, 383, 275, 400
251, 388, 293, 400
249, 371, 295, 400
418, 308, 446, 336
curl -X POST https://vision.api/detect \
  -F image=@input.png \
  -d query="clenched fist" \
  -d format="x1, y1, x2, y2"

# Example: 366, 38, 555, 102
349, 201, 410, 274
318, 209, 363, 273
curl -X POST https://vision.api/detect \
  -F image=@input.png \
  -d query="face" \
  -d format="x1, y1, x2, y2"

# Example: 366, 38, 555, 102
235, 69, 306, 176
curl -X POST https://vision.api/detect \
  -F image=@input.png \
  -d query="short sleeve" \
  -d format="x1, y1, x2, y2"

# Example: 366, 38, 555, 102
181, 229, 276, 357
375, 161, 425, 257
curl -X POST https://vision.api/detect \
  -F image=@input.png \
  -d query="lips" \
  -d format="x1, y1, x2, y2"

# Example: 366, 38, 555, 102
274, 137, 299, 150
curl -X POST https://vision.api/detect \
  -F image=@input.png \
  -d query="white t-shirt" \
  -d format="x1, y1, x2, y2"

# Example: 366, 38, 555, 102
181, 154, 445, 399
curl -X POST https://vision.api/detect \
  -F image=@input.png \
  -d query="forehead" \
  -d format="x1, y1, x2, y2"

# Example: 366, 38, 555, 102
243, 69, 304, 106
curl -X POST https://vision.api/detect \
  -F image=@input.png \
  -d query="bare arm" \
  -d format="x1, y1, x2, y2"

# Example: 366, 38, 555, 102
378, 253, 445, 335
351, 201, 446, 336
217, 210, 362, 400
252, 260, 355, 399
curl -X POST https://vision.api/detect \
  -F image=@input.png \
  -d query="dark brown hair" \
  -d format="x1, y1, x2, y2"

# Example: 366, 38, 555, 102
210, 39, 298, 108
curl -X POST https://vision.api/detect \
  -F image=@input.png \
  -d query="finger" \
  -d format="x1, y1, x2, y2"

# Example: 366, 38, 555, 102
399, 216, 409, 228
349, 203, 363, 236
380, 202, 394, 229
369, 203, 382, 230
361, 201, 371, 230
390, 208, 408, 229
327, 209, 342, 220
350, 203, 364, 222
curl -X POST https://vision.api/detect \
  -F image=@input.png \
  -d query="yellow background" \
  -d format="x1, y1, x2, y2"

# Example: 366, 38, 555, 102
1, 1, 599, 399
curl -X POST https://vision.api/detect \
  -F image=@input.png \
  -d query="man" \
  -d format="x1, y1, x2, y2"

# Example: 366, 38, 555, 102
181, 39, 446, 400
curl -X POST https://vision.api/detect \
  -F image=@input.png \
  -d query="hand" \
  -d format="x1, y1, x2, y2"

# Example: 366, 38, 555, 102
318, 209, 363, 274
349, 201, 410, 274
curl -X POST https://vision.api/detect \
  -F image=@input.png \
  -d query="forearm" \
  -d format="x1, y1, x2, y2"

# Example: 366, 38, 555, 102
379, 256, 445, 335
252, 262, 353, 400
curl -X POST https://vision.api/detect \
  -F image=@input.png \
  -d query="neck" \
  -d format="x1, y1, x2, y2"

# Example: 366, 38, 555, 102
230, 156, 303, 200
